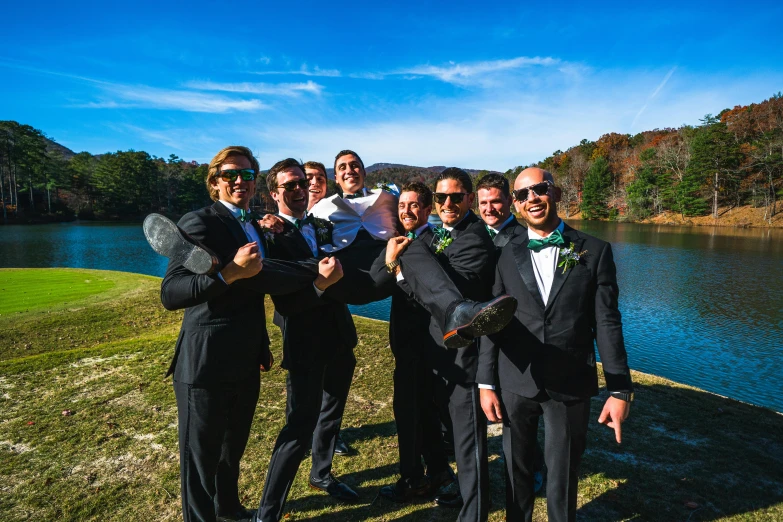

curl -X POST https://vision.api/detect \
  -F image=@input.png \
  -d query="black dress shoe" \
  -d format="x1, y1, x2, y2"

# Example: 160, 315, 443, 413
433, 479, 463, 508
143, 213, 220, 275
333, 433, 355, 456
427, 468, 457, 495
443, 295, 517, 349
309, 474, 359, 502
379, 476, 431, 503
216, 506, 256, 521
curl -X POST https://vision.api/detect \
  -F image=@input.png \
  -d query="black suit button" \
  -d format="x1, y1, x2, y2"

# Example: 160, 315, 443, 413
545, 319, 552, 326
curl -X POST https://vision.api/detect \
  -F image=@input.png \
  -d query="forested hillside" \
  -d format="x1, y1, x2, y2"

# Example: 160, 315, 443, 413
2, 92, 781, 223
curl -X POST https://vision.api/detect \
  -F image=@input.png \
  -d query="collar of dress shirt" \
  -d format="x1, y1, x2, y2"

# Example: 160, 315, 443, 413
489, 214, 516, 234
527, 219, 564, 241
441, 212, 469, 232
343, 187, 369, 198
414, 222, 431, 236
278, 211, 307, 226
218, 199, 246, 220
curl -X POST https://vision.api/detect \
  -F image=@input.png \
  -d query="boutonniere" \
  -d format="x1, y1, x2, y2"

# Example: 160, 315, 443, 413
260, 226, 276, 245
313, 217, 332, 245
375, 182, 400, 196
558, 242, 587, 273
433, 226, 453, 254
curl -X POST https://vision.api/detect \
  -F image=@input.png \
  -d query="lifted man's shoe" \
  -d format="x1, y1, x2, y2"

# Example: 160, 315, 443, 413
442, 295, 517, 349
143, 213, 220, 275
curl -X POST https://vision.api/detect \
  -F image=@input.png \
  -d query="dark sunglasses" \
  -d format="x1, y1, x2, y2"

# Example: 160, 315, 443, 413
433, 192, 468, 205
219, 169, 257, 182
512, 181, 552, 201
277, 179, 308, 192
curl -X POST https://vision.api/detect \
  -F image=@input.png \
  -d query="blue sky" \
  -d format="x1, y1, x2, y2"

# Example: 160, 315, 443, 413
2, 1, 782, 171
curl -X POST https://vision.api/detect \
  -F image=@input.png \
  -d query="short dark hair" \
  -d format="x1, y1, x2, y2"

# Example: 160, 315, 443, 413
436, 167, 473, 194
334, 149, 365, 173
266, 158, 304, 193
303, 160, 327, 176
475, 173, 510, 197
400, 181, 432, 208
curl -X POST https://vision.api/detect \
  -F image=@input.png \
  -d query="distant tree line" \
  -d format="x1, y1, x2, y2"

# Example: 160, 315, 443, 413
2, 93, 781, 223
514, 93, 783, 223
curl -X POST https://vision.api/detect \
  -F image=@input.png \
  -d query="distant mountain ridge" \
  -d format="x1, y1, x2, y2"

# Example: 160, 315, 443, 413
43, 137, 76, 160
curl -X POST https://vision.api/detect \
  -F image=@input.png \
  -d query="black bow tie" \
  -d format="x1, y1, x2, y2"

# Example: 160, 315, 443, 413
294, 215, 315, 229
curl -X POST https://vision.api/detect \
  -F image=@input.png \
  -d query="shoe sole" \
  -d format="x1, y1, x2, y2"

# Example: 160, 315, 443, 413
443, 295, 517, 349
143, 213, 217, 275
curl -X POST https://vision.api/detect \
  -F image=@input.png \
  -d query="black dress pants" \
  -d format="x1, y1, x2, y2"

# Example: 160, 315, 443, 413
392, 355, 450, 480
435, 377, 489, 522
325, 232, 393, 305
257, 348, 356, 522
173, 372, 260, 522
500, 390, 591, 522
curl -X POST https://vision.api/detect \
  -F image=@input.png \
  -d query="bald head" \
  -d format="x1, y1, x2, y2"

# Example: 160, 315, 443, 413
513, 167, 561, 235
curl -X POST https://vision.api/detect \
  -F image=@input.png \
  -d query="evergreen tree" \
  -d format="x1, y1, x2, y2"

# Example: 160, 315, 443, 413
580, 156, 612, 219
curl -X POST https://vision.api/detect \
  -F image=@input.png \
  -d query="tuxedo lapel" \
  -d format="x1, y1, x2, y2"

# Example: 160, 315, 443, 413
494, 219, 522, 249
512, 235, 545, 309
545, 226, 585, 311
278, 217, 313, 257
213, 202, 250, 247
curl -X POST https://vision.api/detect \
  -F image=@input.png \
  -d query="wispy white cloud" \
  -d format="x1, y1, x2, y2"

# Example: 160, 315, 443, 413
631, 66, 677, 130
184, 80, 323, 96
250, 64, 341, 77
84, 84, 267, 113
398, 56, 560, 85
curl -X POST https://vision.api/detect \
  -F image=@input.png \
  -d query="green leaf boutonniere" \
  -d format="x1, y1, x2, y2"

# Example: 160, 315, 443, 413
558, 242, 587, 274
433, 226, 453, 254
375, 182, 400, 196
260, 226, 275, 245
313, 217, 332, 246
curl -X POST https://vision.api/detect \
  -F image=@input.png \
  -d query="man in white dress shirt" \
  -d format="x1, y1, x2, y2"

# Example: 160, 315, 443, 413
478, 167, 633, 522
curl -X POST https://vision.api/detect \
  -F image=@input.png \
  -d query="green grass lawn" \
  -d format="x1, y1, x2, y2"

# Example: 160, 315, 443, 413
1, 268, 782, 521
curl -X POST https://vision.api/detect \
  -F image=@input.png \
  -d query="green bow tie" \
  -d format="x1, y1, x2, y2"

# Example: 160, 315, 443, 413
344, 192, 364, 200
238, 208, 258, 223
294, 215, 314, 230
485, 225, 497, 240
527, 229, 565, 252
406, 231, 417, 239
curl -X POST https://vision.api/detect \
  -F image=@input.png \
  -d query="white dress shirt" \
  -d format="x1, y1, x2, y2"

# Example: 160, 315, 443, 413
278, 211, 318, 257
528, 220, 565, 306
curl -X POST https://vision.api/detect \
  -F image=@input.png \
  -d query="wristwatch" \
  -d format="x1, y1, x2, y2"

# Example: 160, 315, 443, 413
609, 391, 634, 402
385, 259, 401, 274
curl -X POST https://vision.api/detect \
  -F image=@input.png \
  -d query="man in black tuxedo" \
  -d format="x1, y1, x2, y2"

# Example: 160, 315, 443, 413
476, 173, 524, 252
157, 147, 343, 522
382, 168, 509, 521
478, 167, 633, 522
255, 159, 360, 522
369, 182, 455, 504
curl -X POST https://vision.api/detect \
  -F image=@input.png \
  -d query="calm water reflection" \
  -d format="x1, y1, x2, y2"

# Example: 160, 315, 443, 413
1, 220, 781, 412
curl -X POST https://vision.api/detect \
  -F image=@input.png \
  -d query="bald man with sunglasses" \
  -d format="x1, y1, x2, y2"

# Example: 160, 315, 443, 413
478, 168, 633, 522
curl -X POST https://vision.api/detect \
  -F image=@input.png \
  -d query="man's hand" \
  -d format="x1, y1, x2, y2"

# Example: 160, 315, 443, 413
314, 257, 344, 291
598, 396, 631, 443
385, 236, 411, 264
260, 350, 274, 372
220, 242, 263, 284
258, 214, 284, 233
480, 388, 503, 423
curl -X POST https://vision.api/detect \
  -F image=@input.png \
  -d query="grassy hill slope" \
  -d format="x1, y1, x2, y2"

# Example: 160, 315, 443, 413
1, 269, 781, 521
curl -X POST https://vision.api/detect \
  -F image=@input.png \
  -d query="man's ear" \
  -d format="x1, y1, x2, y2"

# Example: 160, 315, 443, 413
552, 186, 562, 203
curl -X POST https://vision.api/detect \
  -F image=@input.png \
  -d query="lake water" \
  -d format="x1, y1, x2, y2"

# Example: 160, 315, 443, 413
2, 219, 782, 412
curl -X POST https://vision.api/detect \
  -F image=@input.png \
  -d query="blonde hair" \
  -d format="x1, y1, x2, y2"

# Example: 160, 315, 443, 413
205, 146, 261, 202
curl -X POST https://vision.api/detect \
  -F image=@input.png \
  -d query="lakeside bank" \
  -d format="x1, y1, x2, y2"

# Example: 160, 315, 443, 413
1, 268, 782, 521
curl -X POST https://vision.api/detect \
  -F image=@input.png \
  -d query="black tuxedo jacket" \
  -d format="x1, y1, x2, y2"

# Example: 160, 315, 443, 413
478, 223, 632, 401
268, 218, 357, 370
492, 217, 525, 251
160, 202, 315, 385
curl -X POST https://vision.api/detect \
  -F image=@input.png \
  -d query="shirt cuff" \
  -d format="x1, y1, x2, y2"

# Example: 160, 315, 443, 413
313, 283, 325, 297
395, 271, 405, 282
477, 384, 496, 390
217, 272, 228, 285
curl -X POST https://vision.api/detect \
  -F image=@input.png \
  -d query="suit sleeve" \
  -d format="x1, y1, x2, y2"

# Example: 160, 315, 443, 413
593, 242, 633, 392
476, 257, 508, 387
445, 229, 494, 301
160, 212, 230, 311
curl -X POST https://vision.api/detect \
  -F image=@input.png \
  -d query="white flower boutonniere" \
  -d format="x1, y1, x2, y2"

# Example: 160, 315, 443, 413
558, 242, 587, 273
375, 182, 400, 196
433, 227, 453, 254
261, 227, 275, 245
313, 217, 332, 245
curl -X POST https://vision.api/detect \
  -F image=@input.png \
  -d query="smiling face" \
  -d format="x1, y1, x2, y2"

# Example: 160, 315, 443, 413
477, 187, 511, 228
305, 166, 328, 210
211, 155, 255, 209
271, 167, 308, 218
513, 167, 561, 235
334, 153, 365, 195
435, 178, 474, 227
398, 190, 432, 232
